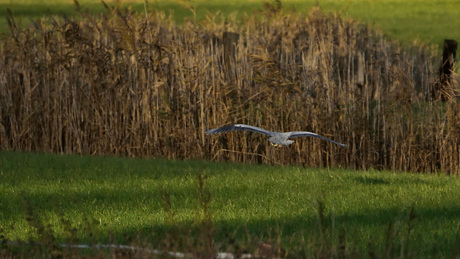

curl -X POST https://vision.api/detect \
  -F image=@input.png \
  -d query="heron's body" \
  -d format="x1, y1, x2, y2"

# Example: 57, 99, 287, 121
266, 132, 293, 147
206, 124, 346, 148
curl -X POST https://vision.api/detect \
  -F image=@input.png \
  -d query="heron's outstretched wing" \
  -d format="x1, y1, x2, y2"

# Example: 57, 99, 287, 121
289, 131, 346, 147
206, 124, 275, 136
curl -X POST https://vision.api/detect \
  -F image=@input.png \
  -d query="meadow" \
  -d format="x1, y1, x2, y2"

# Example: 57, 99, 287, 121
1, 0, 460, 49
1, 151, 460, 257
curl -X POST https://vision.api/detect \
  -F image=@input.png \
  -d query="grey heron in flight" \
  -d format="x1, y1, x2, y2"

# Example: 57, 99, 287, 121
206, 124, 346, 148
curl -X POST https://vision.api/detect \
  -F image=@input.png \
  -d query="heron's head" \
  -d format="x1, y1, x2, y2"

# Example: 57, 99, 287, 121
268, 137, 294, 147
270, 142, 282, 148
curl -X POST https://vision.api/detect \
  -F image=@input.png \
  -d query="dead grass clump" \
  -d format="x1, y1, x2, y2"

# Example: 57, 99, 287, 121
0, 3, 458, 173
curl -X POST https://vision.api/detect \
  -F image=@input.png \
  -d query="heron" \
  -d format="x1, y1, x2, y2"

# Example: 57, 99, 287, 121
206, 124, 346, 148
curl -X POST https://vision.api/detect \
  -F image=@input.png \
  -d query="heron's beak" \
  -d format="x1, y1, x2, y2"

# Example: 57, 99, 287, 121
270, 143, 283, 148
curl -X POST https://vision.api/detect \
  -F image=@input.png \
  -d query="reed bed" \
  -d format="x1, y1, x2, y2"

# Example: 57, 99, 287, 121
0, 3, 458, 173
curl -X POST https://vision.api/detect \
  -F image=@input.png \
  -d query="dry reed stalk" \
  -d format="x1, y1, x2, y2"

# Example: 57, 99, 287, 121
0, 5, 458, 173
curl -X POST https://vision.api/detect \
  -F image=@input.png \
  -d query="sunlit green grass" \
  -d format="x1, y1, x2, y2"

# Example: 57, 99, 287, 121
1, 151, 460, 257
1, 0, 459, 49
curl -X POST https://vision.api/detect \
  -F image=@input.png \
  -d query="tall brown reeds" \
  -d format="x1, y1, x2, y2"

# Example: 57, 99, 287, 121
0, 4, 458, 173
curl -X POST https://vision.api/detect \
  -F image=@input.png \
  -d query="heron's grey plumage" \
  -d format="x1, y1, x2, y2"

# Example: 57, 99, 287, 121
205, 124, 274, 136
206, 124, 346, 147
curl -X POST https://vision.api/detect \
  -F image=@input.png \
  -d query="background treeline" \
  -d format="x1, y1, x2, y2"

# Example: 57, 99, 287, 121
0, 4, 458, 173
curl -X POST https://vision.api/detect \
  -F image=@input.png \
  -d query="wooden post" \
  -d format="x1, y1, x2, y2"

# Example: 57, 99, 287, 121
223, 32, 239, 66
357, 52, 365, 87
433, 39, 457, 101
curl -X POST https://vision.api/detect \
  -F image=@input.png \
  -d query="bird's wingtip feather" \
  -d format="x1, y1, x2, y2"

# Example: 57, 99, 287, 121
205, 129, 215, 135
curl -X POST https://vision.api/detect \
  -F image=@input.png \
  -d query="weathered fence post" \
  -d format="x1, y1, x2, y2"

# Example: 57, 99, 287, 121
433, 39, 457, 101
223, 31, 240, 67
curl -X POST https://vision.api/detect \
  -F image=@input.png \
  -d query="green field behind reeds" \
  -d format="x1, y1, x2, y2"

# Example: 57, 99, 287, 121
1, 0, 459, 49
1, 151, 460, 257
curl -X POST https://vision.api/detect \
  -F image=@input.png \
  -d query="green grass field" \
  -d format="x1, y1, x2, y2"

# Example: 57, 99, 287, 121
1, 151, 460, 257
1, 0, 459, 49
1, 1, 460, 257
